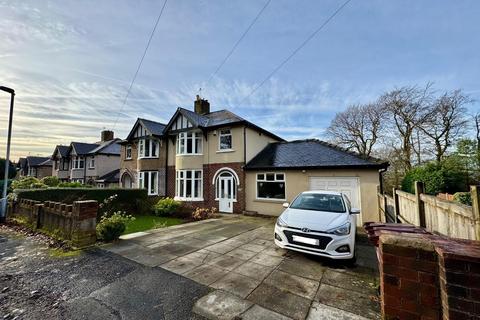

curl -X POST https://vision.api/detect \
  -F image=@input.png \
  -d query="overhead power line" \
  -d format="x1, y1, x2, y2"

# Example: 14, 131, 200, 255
112, 0, 168, 129
239, 0, 352, 104
204, 0, 272, 89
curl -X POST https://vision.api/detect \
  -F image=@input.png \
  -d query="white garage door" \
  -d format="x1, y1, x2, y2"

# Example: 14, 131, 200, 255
309, 177, 362, 224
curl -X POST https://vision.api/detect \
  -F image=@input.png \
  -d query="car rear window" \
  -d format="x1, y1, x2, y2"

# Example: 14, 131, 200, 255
290, 193, 346, 213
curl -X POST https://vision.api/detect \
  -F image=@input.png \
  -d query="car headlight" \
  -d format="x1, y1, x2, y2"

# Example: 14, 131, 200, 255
327, 222, 351, 236
276, 217, 288, 228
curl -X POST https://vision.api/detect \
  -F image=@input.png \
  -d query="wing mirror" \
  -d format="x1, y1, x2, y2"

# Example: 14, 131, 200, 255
282, 202, 290, 208
350, 208, 360, 215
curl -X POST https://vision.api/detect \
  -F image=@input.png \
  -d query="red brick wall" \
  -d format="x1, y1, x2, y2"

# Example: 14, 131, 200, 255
166, 163, 246, 213
378, 232, 480, 320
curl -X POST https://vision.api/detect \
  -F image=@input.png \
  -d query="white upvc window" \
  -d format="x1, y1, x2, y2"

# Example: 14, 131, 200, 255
89, 156, 95, 169
176, 131, 202, 155
72, 156, 84, 169
218, 129, 232, 150
256, 173, 286, 200
175, 169, 203, 201
138, 171, 158, 195
125, 145, 132, 159
138, 138, 159, 158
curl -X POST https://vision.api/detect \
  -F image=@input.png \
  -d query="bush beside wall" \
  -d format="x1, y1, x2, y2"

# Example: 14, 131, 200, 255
15, 188, 149, 217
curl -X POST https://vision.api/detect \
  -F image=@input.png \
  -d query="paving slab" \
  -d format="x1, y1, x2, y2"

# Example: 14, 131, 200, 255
235, 260, 275, 281
184, 264, 230, 286
238, 243, 267, 253
193, 290, 253, 320
241, 304, 293, 320
248, 283, 311, 320
120, 248, 177, 267
207, 255, 245, 271
322, 269, 377, 295
278, 257, 326, 281
211, 272, 261, 298
204, 242, 237, 254
307, 302, 369, 320
160, 256, 204, 275
152, 242, 199, 256
183, 249, 222, 263
260, 246, 289, 257
249, 252, 283, 267
315, 284, 380, 320
264, 269, 320, 299
225, 247, 258, 260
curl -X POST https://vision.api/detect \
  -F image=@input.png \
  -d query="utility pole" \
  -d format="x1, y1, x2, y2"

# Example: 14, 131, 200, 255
0, 86, 15, 223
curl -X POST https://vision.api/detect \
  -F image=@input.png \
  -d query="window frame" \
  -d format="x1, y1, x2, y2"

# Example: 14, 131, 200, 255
256, 172, 286, 201
138, 171, 159, 196
138, 138, 159, 159
72, 156, 84, 169
218, 129, 233, 151
175, 169, 203, 201
88, 156, 95, 169
125, 145, 132, 160
176, 131, 203, 155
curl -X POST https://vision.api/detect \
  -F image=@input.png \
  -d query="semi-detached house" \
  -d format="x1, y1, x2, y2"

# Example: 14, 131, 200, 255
119, 96, 388, 222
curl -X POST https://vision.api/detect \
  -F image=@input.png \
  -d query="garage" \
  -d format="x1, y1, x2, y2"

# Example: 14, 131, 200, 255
309, 177, 362, 224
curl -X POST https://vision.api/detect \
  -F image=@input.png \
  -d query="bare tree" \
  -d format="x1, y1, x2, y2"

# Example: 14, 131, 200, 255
475, 112, 480, 167
419, 90, 470, 162
379, 84, 434, 170
326, 103, 385, 157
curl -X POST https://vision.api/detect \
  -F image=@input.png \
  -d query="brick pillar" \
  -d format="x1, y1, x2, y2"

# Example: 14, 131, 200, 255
435, 239, 480, 319
379, 233, 441, 319
71, 200, 98, 248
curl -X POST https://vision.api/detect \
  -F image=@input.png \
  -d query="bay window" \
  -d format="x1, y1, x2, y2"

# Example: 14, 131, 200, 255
138, 138, 159, 158
256, 173, 286, 200
176, 132, 202, 155
175, 169, 203, 200
219, 129, 232, 150
138, 171, 158, 196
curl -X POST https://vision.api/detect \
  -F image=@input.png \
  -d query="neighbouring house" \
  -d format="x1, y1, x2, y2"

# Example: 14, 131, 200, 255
24, 156, 53, 179
51, 145, 70, 182
16, 158, 27, 177
244, 139, 388, 224
119, 118, 167, 195
67, 130, 121, 186
95, 168, 120, 188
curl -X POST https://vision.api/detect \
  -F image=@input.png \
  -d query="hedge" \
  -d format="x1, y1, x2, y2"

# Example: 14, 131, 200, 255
15, 188, 150, 216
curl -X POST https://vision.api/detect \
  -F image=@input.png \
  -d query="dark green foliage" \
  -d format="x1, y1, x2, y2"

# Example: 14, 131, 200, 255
453, 192, 472, 206
0, 159, 16, 180
41, 176, 60, 187
96, 212, 134, 242
153, 197, 181, 216
402, 159, 468, 195
15, 188, 149, 216
57, 182, 90, 188
11, 177, 47, 190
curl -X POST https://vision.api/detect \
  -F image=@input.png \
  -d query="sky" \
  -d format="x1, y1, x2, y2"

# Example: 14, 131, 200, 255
0, 0, 479, 161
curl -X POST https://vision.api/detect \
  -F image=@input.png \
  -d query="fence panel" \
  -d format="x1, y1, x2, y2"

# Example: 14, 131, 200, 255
396, 190, 419, 225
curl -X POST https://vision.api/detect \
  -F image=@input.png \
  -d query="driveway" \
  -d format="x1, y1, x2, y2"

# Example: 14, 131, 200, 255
103, 215, 380, 320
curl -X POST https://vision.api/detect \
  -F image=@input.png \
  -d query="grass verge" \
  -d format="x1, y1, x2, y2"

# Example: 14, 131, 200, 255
123, 215, 183, 235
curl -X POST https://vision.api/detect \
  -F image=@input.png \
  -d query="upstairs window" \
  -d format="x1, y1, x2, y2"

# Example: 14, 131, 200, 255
176, 132, 202, 155
89, 157, 95, 169
256, 173, 286, 200
61, 159, 69, 170
219, 129, 232, 150
125, 145, 132, 159
72, 156, 84, 169
138, 138, 159, 158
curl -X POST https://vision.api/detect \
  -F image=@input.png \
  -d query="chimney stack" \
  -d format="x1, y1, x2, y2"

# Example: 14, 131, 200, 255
101, 130, 114, 142
194, 95, 210, 115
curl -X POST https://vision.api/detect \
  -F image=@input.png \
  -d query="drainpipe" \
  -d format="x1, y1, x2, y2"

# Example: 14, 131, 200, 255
164, 138, 168, 197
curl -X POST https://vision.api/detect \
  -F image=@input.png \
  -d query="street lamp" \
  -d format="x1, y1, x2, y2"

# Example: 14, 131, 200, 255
0, 86, 15, 223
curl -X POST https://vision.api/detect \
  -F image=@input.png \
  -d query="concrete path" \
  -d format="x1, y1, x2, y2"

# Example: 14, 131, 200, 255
103, 215, 380, 320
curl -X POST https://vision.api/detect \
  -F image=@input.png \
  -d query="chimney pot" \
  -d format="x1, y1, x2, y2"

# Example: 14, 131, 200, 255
101, 130, 114, 142
194, 96, 210, 115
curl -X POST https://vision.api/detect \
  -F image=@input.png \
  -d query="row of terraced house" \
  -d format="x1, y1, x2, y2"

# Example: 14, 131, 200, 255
17, 96, 388, 221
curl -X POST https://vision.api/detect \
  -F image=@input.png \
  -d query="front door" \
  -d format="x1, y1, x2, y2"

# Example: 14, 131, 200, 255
218, 175, 234, 213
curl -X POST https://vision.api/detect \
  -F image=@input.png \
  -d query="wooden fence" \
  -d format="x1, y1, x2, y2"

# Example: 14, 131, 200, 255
377, 183, 480, 241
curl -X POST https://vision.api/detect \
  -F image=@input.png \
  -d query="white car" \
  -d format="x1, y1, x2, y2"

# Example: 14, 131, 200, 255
274, 191, 359, 260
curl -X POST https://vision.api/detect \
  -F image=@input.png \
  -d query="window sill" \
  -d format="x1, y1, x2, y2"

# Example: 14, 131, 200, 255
174, 196, 204, 202
216, 149, 235, 153
125, 158, 133, 161
215, 198, 237, 202
138, 156, 159, 160
254, 198, 286, 203
176, 154, 203, 157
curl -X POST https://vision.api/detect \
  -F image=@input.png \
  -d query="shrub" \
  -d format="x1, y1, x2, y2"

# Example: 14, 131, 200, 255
41, 176, 60, 187
96, 212, 135, 242
191, 207, 217, 221
57, 182, 90, 188
11, 177, 47, 190
154, 197, 181, 216
453, 192, 472, 206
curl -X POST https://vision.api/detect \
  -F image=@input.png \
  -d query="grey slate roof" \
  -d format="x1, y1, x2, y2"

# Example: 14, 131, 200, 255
56, 145, 69, 157
27, 156, 52, 167
96, 169, 120, 183
87, 139, 121, 155
71, 142, 99, 156
139, 118, 167, 136
245, 139, 388, 170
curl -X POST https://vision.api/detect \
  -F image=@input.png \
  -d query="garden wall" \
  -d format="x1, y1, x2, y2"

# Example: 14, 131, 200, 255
8, 198, 98, 247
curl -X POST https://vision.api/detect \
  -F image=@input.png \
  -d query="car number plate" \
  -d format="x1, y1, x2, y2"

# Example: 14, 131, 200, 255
292, 235, 319, 246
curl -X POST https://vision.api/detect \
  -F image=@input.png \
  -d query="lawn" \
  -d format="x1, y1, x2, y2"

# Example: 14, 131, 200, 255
123, 215, 184, 235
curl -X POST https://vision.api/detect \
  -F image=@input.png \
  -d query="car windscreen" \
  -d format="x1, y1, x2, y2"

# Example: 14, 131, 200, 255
289, 193, 346, 213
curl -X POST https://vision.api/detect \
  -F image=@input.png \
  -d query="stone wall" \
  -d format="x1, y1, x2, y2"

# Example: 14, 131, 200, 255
9, 198, 98, 248
369, 228, 480, 319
